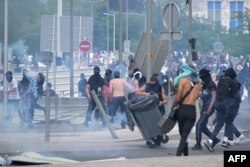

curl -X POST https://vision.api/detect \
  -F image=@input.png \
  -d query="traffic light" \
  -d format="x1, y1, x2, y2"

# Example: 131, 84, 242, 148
192, 51, 198, 61
189, 38, 196, 50
189, 38, 198, 61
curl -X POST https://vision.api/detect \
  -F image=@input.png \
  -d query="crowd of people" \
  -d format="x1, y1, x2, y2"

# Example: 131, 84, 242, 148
1, 53, 249, 156
0, 69, 56, 129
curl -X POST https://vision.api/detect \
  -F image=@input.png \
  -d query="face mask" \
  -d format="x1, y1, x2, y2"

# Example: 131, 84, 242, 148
200, 75, 206, 81
6, 75, 13, 82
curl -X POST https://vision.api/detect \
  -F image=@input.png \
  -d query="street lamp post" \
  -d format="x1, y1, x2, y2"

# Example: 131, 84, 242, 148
104, 12, 116, 52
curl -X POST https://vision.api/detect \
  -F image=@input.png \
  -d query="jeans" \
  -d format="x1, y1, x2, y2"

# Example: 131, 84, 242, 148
210, 100, 238, 143
7, 99, 23, 122
224, 104, 239, 141
28, 94, 46, 125
110, 96, 127, 125
85, 96, 106, 123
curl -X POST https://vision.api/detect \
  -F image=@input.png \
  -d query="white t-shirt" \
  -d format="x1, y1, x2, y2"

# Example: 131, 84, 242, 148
8, 78, 20, 100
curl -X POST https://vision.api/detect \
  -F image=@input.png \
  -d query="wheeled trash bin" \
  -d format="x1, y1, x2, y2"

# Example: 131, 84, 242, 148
127, 93, 168, 147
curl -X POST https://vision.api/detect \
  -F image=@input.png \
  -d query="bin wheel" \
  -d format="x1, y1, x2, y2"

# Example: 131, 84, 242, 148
161, 135, 169, 144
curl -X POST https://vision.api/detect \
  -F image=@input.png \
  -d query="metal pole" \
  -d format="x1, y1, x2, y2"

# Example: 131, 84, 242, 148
2, 0, 8, 124
126, 0, 128, 41
146, 0, 152, 82
118, 0, 123, 63
113, 13, 116, 52
167, 4, 173, 116
188, 0, 193, 63
107, 1, 109, 53
69, 0, 74, 97
55, 0, 62, 93
45, 53, 50, 142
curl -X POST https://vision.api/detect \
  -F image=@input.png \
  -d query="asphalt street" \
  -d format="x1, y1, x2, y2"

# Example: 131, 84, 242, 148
0, 99, 249, 166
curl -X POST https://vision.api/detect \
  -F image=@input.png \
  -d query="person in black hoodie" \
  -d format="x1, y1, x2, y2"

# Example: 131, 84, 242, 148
192, 68, 219, 150
83, 66, 106, 127
204, 68, 239, 151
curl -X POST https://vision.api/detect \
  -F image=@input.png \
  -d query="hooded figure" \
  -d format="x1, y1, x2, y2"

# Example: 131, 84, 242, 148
224, 68, 237, 80
5, 71, 13, 82
173, 64, 200, 87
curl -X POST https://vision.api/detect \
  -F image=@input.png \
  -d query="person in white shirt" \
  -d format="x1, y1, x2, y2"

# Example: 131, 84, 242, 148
5, 71, 24, 127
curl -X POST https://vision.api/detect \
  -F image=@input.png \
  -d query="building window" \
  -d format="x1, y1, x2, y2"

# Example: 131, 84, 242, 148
230, 1, 244, 31
207, 1, 221, 27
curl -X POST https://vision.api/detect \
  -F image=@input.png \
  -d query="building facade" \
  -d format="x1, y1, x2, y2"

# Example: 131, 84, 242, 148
192, 0, 250, 31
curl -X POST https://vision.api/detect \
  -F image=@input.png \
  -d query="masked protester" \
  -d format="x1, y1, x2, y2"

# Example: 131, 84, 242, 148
192, 68, 219, 150
204, 68, 240, 152
18, 69, 31, 125
83, 66, 106, 127
5, 71, 24, 127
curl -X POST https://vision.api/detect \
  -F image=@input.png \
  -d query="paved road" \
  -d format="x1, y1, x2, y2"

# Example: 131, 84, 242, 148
0, 100, 249, 166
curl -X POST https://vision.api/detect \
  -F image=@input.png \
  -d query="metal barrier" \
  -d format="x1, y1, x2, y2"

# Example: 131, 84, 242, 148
37, 95, 88, 121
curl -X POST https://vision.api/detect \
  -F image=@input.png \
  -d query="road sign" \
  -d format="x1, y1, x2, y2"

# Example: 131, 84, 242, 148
160, 32, 182, 40
79, 40, 91, 53
213, 42, 224, 52
162, 2, 180, 31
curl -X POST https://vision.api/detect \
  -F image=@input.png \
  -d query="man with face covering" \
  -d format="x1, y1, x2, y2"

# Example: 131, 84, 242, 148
205, 67, 240, 152
4, 71, 24, 127
83, 66, 106, 127
192, 68, 219, 150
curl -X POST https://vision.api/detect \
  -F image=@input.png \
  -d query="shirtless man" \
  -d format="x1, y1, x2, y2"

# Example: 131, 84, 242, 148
171, 76, 201, 156
109, 70, 134, 128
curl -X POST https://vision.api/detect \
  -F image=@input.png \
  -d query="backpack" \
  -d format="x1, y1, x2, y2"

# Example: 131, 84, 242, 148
216, 76, 232, 99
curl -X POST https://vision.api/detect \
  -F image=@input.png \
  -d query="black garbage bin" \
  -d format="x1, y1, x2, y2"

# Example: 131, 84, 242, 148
128, 94, 162, 140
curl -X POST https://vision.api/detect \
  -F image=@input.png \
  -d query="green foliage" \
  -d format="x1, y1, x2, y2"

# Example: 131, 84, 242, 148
0, 0, 249, 59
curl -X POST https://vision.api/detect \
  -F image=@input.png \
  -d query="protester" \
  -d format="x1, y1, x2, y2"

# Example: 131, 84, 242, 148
28, 72, 46, 129
171, 64, 201, 156
109, 70, 134, 128
44, 82, 56, 97
83, 66, 106, 127
137, 74, 168, 116
192, 68, 218, 150
4, 71, 24, 127
78, 73, 87, 97
204, 68, 239, 152
18, 69, 31, 124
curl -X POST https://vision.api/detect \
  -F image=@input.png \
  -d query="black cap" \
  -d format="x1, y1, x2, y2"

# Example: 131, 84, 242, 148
94, 66, 100, 73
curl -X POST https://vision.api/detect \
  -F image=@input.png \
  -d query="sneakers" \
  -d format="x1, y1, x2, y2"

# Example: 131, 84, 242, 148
212, 138, 221, 147
228, 140, 235, 146
146, 140, 157, 148
234, 134, 245, 145
192, 143, 202, 150
221, 141, 231, 148
204, 141, 214, 152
